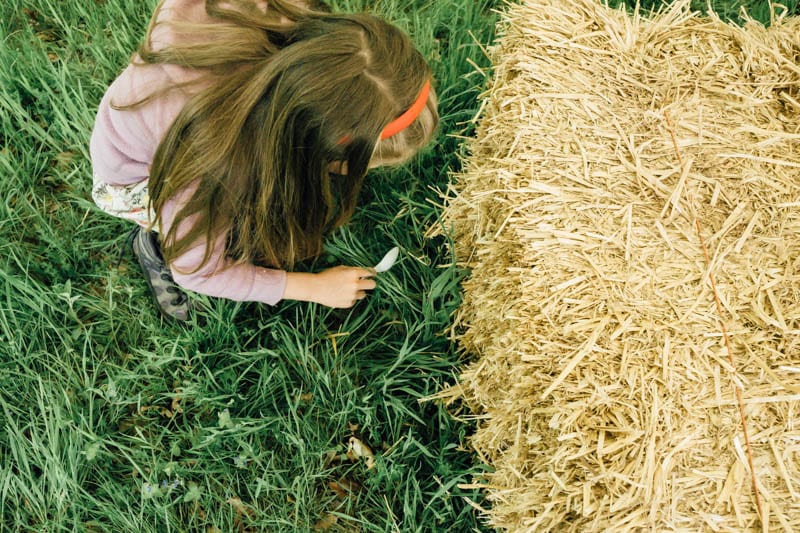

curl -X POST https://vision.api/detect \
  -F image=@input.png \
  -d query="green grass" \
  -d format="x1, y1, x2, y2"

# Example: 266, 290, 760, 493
0, 0, 499, 531
611, 0, 799, 21
0, 0, 789, 531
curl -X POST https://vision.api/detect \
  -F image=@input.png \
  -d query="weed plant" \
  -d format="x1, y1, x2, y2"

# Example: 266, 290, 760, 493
0, 0, 787, 531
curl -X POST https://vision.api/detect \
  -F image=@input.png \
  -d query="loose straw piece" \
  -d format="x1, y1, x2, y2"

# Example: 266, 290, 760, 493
540, 317, 609, 399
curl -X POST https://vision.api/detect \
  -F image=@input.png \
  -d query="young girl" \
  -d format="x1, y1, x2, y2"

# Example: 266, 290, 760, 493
90, 0, 438, 321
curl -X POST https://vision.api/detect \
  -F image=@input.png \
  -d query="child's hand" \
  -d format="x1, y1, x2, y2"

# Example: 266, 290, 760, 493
284, 267, 376, 308
314, 266, 377, 308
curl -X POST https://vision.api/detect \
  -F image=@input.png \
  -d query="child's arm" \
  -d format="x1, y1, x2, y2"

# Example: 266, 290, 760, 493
161, 184, 375, 308
170, 243, 375, 308
167, 229, 288, 305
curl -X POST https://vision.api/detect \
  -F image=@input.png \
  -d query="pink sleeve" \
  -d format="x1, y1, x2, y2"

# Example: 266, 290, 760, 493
160, 184, 288, 305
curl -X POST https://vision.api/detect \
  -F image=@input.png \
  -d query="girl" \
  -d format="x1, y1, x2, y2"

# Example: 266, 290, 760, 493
90, 0, 438, 321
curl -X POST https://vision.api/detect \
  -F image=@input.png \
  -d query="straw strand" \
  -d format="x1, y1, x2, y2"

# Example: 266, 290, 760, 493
664, 111, 765, 525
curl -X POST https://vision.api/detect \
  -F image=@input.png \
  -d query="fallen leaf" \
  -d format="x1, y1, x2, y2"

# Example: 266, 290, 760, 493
329, 478, 362, 498
328, 481, 347, 499
329, 481, 348, 499
226, 497, 255, 517
171, 388, 183, 414
313, 513, 338, 530
346, 436, 375, 469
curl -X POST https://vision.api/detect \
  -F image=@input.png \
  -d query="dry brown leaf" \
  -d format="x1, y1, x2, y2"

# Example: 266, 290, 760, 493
312, 513, 338, 530
171, 388, 183, 414
329, 478, 362, 499
329, 481, 348, 499
226, 497, 255, 518
346, 436, 375, 470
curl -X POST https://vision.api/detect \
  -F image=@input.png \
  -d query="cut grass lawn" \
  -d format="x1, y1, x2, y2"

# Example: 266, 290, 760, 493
0, 0, 793, 531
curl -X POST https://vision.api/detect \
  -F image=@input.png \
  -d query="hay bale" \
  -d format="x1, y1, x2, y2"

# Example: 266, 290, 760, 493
440, 0, 800, 530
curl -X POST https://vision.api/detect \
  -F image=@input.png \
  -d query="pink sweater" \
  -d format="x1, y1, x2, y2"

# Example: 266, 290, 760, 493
90, 0, 287, 305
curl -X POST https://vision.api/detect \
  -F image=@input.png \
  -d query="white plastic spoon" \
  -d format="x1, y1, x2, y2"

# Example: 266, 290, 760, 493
374, 247, 400, 273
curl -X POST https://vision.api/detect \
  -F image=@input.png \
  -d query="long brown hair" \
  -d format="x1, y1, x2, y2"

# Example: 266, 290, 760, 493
135, 0, 438, 271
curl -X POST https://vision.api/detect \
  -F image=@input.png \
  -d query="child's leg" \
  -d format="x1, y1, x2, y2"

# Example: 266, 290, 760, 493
93, 179, 191, 322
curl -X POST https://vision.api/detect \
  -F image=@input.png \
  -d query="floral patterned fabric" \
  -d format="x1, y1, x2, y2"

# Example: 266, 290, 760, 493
91, 178, 158, 231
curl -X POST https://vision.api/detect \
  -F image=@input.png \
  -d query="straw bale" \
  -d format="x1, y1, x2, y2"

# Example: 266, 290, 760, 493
439, 0, 800, 530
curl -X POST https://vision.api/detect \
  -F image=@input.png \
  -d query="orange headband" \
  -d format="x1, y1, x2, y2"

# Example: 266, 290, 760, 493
380, 80, 431, 140
337, 80, 431, 145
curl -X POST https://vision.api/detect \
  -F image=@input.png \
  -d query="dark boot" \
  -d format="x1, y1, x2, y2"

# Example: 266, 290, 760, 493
131, 227, 192, 322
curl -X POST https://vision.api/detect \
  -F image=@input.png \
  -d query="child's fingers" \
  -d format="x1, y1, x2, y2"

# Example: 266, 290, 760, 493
358, 278, 377, 291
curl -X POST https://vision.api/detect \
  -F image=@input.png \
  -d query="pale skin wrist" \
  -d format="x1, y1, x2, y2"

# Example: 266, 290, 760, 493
282, 272, 321, 303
